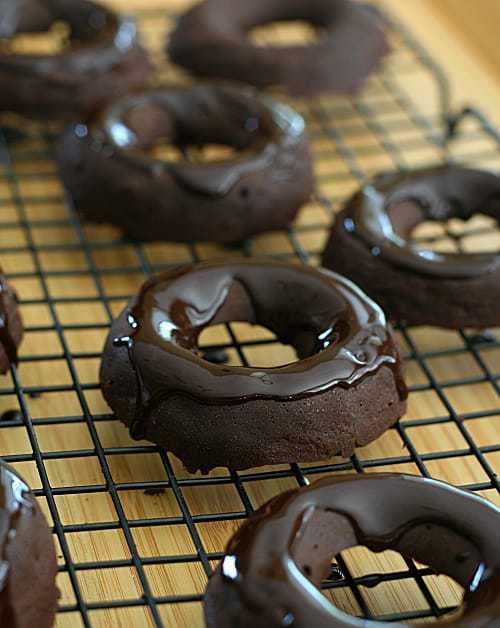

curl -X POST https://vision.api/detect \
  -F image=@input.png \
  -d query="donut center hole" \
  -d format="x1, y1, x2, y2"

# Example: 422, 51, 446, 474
0, 21, 71, 54
321, 546, 464, 623
290, 508, 477, 625
250, 20, 322, 46
113, 97, 275, 165
388, 203, 499, 254
193, 277, 349, 367
198, 323, 300, 367
151, 142, 241, 165
0, 6, 112, 54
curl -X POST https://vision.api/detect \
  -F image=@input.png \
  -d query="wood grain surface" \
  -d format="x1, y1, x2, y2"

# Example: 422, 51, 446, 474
0, 1, 498, 627
430, 0, 500, 83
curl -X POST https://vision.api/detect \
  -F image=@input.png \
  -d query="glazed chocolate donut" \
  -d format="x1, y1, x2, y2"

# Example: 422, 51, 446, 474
0, 0, 152, 119
168, 0, 390, 96
0, 274, 23, 374
100, 260, 407, 473
322, 166, 500, 328
0, 458, 58, 628
205, 473, 500, 628
58, 85, 314, 243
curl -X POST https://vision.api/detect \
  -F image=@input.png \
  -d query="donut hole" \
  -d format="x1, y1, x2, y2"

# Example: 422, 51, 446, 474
137, 137, 255, 168
176, 272, 352, 368
388, 201, 499, 255
0, 4, 115, 55
323, 545, 464, 623
0, 21, 71, 55
134, 141, 242, 165
167, 143, 240, 164
191, 278, 349, 367
289, 508, 476, 624
198, 322, 300, 367
250, 20, 321, 47
411, 214, 500, 255
109, 89, 277, 166
243, 1, 331, 46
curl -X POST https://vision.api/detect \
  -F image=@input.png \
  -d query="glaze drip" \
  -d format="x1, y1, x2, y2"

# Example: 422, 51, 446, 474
113, 260, 406, 441
347, 166, 500, 279
218, 473, 500, 627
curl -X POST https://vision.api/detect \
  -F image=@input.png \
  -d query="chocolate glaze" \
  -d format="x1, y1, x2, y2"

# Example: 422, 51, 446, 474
347, 166, 500, 279
0, 277, 19, 368
208, 473, 500, 627
97, 87, 306, 198
0, 0, 138, 75
113, 260, 406, 441
59, 83, 313, 243
0, 459, 33, 625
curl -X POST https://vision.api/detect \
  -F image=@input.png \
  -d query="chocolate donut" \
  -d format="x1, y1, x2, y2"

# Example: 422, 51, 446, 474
168, 0, 390, 96
322, 166, 500, 328
0, 458, 58, 628
205, 473, 500, 628
0, 274, 23, 374
58, 85, 314, 243
100, 260, 407, 473
0, 0, 152, 120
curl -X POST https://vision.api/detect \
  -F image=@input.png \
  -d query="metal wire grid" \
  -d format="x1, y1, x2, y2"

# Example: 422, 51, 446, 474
0, 4, 498, 627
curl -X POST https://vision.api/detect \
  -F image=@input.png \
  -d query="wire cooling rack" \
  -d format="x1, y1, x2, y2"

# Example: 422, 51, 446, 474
0, 3, 499, 627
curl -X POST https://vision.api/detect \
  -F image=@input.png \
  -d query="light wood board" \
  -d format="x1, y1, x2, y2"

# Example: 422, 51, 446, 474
0, 1, 498, 626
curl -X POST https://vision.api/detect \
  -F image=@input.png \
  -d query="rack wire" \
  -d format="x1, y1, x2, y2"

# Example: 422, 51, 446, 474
0, 3, 498, 627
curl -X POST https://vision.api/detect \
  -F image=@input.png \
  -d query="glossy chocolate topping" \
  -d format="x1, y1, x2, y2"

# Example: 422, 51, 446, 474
0, 0, 138, 75
113, 260, 405, 440
0, 459, 34, 624
216, 473, 500, 627
88, 86, 306, 197
0, 277, 18, 368
346, 166, 500, 279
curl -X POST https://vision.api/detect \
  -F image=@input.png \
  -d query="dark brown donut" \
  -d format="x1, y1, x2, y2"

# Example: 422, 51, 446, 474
205, 473, 500, 628
0, 458, 58, 628
57, 85, 314, 243
100, 260, 407, 473
322, 166, 500, 328
0, 274, 23, 374
0, 0, 152, 120
168, 0, 390, 96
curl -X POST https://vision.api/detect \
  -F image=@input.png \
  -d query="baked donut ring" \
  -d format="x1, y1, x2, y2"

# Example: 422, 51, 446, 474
0, 458, 58, 628
100, 260, 407, 473
58, 85, 314, 243
0, 273, 23, 374
205, 473, 500, 628
322, 166, 500, 328
168, 0, 390, 96
0, 0, 152, 119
